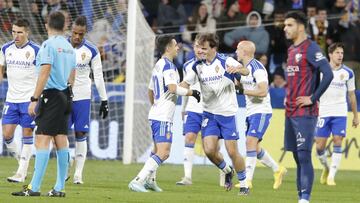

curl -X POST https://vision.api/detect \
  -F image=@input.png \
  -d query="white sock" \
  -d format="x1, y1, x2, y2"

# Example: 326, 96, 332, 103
246, 156, 257, 181
16, 144, 32, 176
258, 149, 279, 172
5, 137, 20, 160
299, 199, 309, 203
328, 152, 342, 180
183, 147, 194, 179
317, 149, 329, 169
136, 156, 161, 183
217, 161, 232, 174
148, 168, 157, 182
74, 140, 87, 178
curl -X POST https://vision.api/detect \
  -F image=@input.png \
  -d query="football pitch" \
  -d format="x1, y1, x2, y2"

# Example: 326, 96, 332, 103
0, 157, 359, 203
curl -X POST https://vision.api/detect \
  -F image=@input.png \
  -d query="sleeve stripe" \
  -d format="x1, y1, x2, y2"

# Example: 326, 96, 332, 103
342, 65, 354, 79
1, 41, 15, 55
83, 40, 99, 60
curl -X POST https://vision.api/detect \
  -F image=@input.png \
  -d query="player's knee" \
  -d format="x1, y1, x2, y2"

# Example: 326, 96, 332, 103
203, 146, 217, 157
185, 134, 196, 145
246, 138, 257, 150
75, 132, 87, 138
332, 136, 343, 146
3, 133, 14, 141
22, 128, 33, 136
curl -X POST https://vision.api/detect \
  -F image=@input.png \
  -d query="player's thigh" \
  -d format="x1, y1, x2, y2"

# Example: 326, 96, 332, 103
34, 134, 53, 149
2, 124, 17, 138
216, 114, 239, 140
201, 112, 220, 138
246, 113, 272, 141
246, 136, 259, 151
18, 102, 35, 131
54, 134, 69, 149
149, 120, 173, 143
224, 139, 240, 157
183, 111, 202, 143
72, 99, 91, 133
284, 117, 296, 151
202, 136, 219, 155
2, 102, 20, 126
292, 116, 317, 151
315, 117, 331, 138
330, 117, 347, 137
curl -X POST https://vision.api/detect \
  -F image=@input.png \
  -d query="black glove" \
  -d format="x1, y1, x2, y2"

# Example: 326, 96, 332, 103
191, 90, 201, 103
99, 100, 109, 119
235, 84, 244, 95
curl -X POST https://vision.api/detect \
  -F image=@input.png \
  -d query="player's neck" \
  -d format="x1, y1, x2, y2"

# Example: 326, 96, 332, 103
15, 39, 29, 48
293, 34, 307, 46
48, 29, 64, 37
205, 52, 216, 64
162, 53, 173, 61
243, 56, 253, 67
330, 61, 342, 70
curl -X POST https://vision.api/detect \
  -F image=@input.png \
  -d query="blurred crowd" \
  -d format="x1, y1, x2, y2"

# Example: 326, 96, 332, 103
0, 0, 127, 83
141, 0, 360, 88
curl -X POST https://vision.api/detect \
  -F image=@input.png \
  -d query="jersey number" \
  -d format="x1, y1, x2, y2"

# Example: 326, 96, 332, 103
317, 118, 325, 128
2, 104, 10, 115
152, 76, 160, 100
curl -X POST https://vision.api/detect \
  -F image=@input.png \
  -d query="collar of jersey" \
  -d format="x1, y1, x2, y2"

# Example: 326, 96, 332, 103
67, 37, 85, 49
15, 40, 30, 49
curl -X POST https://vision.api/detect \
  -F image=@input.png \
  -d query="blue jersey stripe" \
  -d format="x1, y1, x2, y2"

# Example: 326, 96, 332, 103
342, 65, 354, 79
1, 41, 15, 55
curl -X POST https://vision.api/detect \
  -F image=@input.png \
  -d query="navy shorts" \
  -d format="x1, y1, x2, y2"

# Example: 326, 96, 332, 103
183, 111, 202, 135
284, 116, 317, 152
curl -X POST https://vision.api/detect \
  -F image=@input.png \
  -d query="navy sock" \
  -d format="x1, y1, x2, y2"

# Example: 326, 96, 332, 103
292, 152, 301, 199
297, 150, 314, 201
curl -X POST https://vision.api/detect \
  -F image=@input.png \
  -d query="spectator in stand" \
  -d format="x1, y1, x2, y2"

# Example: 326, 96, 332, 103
270, 67, 286, 88
157, 0, 187, 33
201, 0, 223, 19
266, 9, 288, 75
182, 3, 216, 44
309, 7, 332, 53
217, 1, 246, 52
0, 0, 20, 33
224, 11, 269, 54
306, 2, 317, 20
41, 0, 67, 22
30, 0, 46, 35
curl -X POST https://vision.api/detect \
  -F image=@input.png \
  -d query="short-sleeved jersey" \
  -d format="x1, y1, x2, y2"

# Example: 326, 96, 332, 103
319, 65, 355, 117
0, 40, 40, 103
36, 35, 76, 90
70, 39, 107, 101
148, 58, 180, 122
184, 53, 240, 116
183, 58, 202, 113
240, 58, 272, 116
285, 39, 329, 117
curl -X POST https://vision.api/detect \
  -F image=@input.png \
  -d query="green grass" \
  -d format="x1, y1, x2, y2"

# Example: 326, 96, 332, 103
1, 157, 359, 203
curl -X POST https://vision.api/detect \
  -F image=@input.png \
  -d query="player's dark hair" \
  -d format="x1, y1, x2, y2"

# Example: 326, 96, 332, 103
74, 16, 87, 28
48, 11, 65, 31
285, 11, 307, 28
328, 42, 345, 54
13, 19, 30, 30
156, 35, 175, 55
196, 33, 219, 49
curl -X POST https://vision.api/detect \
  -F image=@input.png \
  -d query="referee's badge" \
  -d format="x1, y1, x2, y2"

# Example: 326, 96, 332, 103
295, 53, 302, 63
26, 51, 30, 59
81, 52, 86, 61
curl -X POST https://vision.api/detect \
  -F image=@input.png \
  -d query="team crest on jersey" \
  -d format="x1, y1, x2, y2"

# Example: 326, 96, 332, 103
340, 74, 345, 80
25, 51, 30, 59
295, 53, 302, 63
7, 52, 12, 57
81, 52, 86, 61
215, 65, 220, 73
57, 48, 63, 53
166, 132, 171, 140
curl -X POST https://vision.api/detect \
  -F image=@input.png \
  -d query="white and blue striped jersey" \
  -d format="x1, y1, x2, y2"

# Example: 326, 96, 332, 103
148, 57, 180, 122
183, 58, 202, 114
240, 58, 272, 117
319, 65, 355, 117
71, 39, 107, 101
184, 53, 241, 116
0, 40, 39, 102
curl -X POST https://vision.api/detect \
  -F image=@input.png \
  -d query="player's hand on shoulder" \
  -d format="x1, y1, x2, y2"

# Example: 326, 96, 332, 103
191, 90, 201, 103
295, 96, 313, 108
99, 100, 109, 119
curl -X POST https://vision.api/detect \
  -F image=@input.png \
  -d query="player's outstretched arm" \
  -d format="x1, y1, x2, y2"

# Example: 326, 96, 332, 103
348, 90, 359, 128
168, 84, 200, 103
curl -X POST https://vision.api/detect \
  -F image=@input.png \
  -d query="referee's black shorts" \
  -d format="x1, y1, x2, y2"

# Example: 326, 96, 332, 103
35, 88, 72, 136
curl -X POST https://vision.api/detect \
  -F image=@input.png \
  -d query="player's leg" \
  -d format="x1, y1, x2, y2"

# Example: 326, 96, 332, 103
129, 120, 172, 192
294, 117, 317, 203
8, 102, 36, 182
2, 103, 21, 160
177, 111, 202, 185
72, 99, 90, 184
327, 117, 346, 185
245, 136, 258, 188
52, 134, 69, 197
218, 114, 248, 195
315, 117, 331, 184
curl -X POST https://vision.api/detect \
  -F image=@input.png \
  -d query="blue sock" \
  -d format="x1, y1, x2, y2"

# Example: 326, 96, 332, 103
30, 149, 50, 192
292, 152, 301, 199
297, 150, 314, 201
237, 170, 246, 181
54, 148, 69, 191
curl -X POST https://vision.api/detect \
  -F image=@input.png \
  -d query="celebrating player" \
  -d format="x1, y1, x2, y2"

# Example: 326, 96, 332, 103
234, 41, 287, 190
181, 33, 251, 195
68, 15, 109, 184
128, 35, 200, 192
0, 19, 39, 183
283, 11, 333, 203
315, 42, 358, 186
